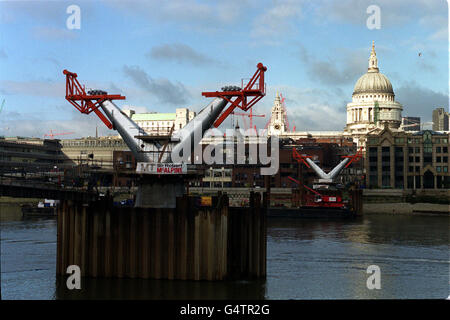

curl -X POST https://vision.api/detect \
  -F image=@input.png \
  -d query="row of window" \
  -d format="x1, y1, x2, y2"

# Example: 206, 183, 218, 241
369, 175, 449, 189
408, 156, 448, 163
137, 121, 175, 126
407, 138, 448, 144
408, 166, 448, 173
62, 140, 125, 147
370, 137, 449, 145
371, 163, 449, 172
407, 146, 448, 154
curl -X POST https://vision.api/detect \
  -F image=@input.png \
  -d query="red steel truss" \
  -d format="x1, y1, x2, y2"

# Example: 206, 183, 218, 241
288, 176, 321, 196
292, 147, 312, 168
202, 63, 267, 128
63, 70, 126, 129
233, 108, 265, 130
342, 146, 363, 168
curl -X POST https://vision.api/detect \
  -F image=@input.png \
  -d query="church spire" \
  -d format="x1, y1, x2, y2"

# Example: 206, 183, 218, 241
368, 40, 379, 72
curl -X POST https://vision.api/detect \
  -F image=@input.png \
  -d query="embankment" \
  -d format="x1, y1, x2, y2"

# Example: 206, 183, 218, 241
363, 202, 449, 215
363, 189, 449, 215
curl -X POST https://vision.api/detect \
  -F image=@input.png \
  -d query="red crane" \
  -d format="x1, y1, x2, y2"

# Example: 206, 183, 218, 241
280, 93, 290, 131
202, 63, 267, 128
263, 92, 293, 133
44, 130, 75, 139
232, 108, 265, 131
63, 70, 126, 129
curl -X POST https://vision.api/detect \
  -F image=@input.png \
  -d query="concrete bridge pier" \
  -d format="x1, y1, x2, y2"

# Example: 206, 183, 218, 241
134, 175, 185, 208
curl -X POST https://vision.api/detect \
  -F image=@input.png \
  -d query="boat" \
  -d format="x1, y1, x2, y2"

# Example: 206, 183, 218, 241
267, 147, 363, 219
21, 199, 59, 217
268, 190, 357, 219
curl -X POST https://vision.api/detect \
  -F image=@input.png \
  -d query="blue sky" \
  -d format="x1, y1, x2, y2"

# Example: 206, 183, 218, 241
0, 0, 448, 138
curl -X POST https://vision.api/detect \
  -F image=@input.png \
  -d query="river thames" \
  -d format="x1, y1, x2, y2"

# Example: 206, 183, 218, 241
1, 203, 448, 300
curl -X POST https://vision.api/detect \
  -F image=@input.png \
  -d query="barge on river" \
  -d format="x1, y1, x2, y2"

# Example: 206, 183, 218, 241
21, 199, 58, 217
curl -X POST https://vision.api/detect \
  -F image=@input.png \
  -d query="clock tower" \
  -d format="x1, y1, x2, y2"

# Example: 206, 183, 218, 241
268, 92, 287, 136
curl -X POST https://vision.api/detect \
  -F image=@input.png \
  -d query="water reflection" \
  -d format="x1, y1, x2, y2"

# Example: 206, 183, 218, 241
0, 203, 24, 221
266, 215, 449, 299
1, 207, 449, 300
56, 277, 266, 300
268, 214, 449, 247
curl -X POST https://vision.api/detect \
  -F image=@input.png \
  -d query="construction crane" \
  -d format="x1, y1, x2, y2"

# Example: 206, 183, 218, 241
44, 130, 75, 139
0, 99, 4, 113
280, 93, 290, 131
232, 108, 265, 131
263, 92, 293, 133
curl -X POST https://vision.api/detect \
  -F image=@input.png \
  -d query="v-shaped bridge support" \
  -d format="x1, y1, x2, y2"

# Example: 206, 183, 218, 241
293, 147, 363, 182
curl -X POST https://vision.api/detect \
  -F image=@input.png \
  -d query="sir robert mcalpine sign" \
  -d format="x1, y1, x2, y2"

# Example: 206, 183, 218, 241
136, 162, 187, 174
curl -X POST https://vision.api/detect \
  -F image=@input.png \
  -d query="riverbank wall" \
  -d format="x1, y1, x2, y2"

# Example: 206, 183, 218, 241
363, 202, 449, 215
363, 189, 449, 215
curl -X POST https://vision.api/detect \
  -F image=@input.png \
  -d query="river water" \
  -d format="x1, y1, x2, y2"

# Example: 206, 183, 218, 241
1, 203, 448, 300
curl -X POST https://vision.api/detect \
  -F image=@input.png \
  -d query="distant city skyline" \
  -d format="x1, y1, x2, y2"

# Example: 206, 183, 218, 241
0, 0, 448, 138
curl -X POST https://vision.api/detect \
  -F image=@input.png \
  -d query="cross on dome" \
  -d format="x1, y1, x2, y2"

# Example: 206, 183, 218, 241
368, 40, 379, 72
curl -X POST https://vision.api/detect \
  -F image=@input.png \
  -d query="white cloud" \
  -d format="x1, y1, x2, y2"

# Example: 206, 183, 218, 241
429, 27, 448, 41
396, 81, 449, 122
251, 0, 304, 41
122, 65, 191, 105
315, 0, 447, 30
0, 80, 64, 97
239, 85, 348, 132
121, 105, 149, 113
298, 44, 367, 86
107, 0, 250, 33
148, 43, 219, 66
0, 108, 112, 139
33, 26, 78, 40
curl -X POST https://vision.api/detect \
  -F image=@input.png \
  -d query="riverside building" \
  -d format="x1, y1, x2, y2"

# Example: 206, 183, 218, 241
365, 126, 449, 189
